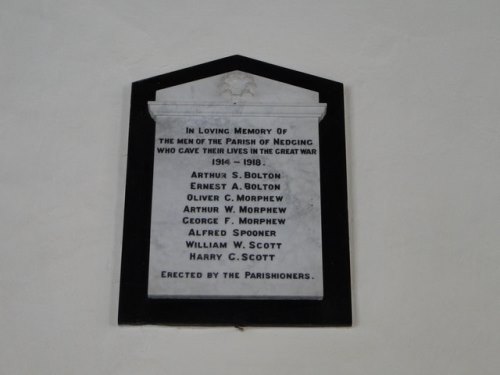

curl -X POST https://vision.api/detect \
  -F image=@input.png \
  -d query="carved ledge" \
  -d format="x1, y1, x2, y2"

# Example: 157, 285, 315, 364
148, 102, 327, 120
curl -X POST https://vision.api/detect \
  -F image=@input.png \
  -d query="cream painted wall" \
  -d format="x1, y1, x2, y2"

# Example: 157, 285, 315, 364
1, 1, 499, 374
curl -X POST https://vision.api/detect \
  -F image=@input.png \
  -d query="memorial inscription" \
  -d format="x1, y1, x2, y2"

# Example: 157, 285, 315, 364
119, 56, 351, 326
148, 71, 325, 299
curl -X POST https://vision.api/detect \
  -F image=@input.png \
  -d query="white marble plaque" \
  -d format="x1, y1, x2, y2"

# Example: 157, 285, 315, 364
147, 71, 326, 299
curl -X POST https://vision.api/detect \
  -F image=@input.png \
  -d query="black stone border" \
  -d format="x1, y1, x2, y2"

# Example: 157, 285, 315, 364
118, 55, 351, 326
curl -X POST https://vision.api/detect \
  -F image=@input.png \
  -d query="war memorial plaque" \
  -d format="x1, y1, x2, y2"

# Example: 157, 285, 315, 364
119, 56, 351, 326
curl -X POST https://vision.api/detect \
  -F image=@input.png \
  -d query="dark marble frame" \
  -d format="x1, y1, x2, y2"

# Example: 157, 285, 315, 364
118, 55, 351, 326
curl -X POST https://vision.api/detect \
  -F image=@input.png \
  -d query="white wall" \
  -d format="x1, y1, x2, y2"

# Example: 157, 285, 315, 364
1, 1, 499, 374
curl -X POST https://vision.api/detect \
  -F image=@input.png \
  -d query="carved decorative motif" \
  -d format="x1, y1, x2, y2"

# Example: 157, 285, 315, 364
218, 71, 256, 101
